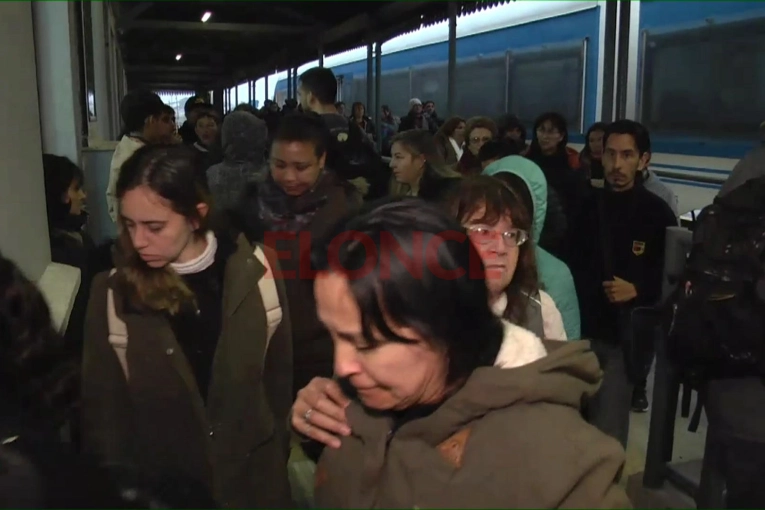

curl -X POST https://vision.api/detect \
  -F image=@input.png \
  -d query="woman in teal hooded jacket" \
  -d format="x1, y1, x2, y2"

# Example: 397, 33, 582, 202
484, 156, 581, 339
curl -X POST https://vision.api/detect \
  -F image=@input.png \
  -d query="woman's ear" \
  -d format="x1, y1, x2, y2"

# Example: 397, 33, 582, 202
191, 202, 210, 230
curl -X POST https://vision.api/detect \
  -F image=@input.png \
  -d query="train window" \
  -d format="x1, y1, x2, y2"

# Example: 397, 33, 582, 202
641, 20, 765, 138
507, 42, 585, 133
455, 53, 507, 118
352, 76, 367, 106
381, 69, 412, 116
411, 62, 449, 113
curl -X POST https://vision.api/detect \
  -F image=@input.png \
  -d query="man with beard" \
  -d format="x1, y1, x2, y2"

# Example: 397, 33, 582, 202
567, 119, 676, 448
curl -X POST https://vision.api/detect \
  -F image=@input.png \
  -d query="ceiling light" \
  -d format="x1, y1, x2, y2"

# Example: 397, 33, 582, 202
175, 54, 182, 61
201, 11, 212, 22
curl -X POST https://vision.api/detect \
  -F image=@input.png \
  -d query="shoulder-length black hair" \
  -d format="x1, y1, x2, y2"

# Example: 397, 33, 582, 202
311, 197, 505, 385
527, 111, 570, 162
42, 154, 84, 228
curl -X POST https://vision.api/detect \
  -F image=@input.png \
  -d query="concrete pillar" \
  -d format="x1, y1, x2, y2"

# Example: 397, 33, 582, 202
0, 2, 51, 279
33, 1, 83, 165
447, 2, 458, 118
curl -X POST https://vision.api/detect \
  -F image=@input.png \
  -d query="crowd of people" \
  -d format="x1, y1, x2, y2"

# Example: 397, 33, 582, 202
2, 63, 764, 508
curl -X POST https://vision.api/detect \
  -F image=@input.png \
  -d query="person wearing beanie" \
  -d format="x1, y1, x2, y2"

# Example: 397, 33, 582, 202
398, 97, 431, 133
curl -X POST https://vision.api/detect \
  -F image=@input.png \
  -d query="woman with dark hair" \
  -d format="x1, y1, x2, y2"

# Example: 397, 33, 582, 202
81, 144, 293, 508
193, 108, 224, 175
446, 176, 566, 340
579, 122, 608, 180
289, 199, 628, 508
433, 116, 466, 166
496, 113, 528, 152
350, 102, 375, 141
236, 113, 361, 400
389, 129, 461, 201
526, 112, 589, 241
42, 154, 94, 352
484, 155, 581, 340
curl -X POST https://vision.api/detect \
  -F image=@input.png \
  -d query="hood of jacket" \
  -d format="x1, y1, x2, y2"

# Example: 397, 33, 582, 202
221, 111, 267, 165
719, 146, 765, 198
483, 155, 548, 244
346, 323, 601, 444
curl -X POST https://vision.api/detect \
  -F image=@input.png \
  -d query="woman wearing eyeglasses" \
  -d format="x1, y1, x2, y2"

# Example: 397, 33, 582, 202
457, 116, 498, 176
447, 175, 566, 340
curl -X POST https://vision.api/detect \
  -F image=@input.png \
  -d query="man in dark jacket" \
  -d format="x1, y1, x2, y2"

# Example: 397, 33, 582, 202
568, 120, 676, 448
178, 95, 210, 145
298, 67, 389, 200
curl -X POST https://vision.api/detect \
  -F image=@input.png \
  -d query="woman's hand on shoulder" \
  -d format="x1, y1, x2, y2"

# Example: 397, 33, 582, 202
291, 377, 352, 449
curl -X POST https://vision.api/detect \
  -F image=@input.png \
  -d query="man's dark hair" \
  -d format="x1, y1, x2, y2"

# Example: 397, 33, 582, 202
478, 139, 522, 163
272, 112, 330, 158
604, 119, 651, 155
120, 90, 164, 133
311, 197, 505, 385
298, 67, 337, 106
496, 114, 527, 142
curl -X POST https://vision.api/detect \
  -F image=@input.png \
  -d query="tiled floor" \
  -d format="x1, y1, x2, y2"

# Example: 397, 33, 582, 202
624, 371, 707, 479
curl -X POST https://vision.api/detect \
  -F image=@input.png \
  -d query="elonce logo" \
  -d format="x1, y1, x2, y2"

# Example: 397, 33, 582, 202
262, 230, 505, 281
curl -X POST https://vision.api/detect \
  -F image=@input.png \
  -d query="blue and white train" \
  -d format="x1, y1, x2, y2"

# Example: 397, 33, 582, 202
275, 1, 765, 215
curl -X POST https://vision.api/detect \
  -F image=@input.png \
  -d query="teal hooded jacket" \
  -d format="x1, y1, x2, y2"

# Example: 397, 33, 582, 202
484, 156, 581, 339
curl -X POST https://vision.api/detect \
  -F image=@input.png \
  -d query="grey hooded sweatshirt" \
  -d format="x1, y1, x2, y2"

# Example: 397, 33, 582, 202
206, 111, 268, 211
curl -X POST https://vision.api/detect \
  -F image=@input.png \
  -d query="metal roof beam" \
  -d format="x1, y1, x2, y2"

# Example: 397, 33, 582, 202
128, 72, 223, 81
321, 13, 371, 44
123, 20, 307, 35
125, 65, 225, 74
119, 2, 153, 27
134, 83, 208, 91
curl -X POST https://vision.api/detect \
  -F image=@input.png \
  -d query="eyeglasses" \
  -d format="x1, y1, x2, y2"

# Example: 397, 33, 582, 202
469, 136, 492, 145
466, 226, 529, 247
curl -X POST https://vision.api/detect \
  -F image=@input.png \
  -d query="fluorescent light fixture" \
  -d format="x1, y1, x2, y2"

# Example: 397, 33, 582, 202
175, 54, 182, 61
201, 11, 212, 22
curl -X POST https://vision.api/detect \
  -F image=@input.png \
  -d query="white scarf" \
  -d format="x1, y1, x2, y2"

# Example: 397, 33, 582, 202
449, 137, 464, 160
171, 231, 217, 275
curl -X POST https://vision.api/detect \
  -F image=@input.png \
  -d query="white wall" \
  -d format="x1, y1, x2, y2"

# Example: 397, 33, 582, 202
33, 1, 82, 164
0, 2, 51, 280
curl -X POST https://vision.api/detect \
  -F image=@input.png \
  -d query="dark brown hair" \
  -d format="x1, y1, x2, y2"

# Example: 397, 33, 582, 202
389, 129, 461, 196
446, 175, 539, 326
435, 116, 466, 141
465, 116, 498, 142
0, 253, 78, 422
115, 144, 210, 314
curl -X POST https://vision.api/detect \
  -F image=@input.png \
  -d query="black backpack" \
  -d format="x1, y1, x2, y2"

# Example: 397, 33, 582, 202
325, 117, 390, 200
665, 176, 765, 384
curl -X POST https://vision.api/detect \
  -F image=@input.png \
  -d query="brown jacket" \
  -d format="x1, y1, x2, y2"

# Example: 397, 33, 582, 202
80, 235, 293, 508
314, 340, 631, 509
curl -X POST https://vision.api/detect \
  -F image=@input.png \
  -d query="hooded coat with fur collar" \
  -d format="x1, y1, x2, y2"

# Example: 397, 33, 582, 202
314, 323, 629, 509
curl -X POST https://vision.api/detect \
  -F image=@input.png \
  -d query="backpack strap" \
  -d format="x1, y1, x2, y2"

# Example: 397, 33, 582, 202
106, 269, 129, 381
253, 245, 283, 361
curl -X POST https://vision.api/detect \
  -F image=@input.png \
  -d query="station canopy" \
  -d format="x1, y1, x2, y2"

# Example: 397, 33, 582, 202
115, 1, 512, 91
